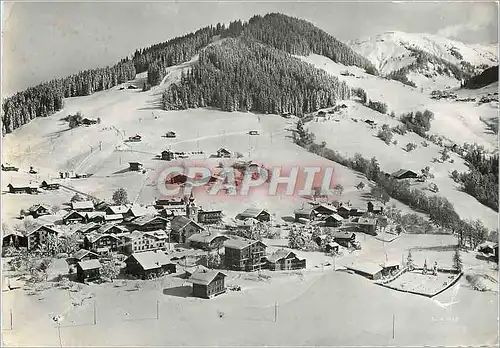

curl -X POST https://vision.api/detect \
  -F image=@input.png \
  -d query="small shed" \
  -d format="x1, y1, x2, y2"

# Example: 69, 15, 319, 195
161, 150, 175, 161
216, 148, 231, 158
367, 201, 384, 214
343, 261, 383, 280
129, 162, 143, 171
391, 169, 419, 180
189, 269, 227, 299
76, 259, 101, 283
28, 204, 50, 218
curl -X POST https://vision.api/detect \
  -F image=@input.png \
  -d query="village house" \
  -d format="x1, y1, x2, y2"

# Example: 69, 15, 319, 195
189, 269, 227, 299
216, 148, 232, 158
124, 205, 157, 220
161, 150, 175, 161
40, 180, 60, 190
105, 205, 130, 215
332, 231, 356, 248
357, 217, 378, 235
127, 215, 169, 231
170, 216, 205, 243
7, 183, 39, 194
62, 211, 87, 225
104, 214, 124, 223
165, 131, 176, 138
187, 233, 229, 251
367, 201, 384, 214
121, 230, 168, 254
84, 233, 120, 254
2, 230, 24, 248
129, 162, 143, 171
294, 206, 317, 222
96, 223, 128, 235
349, 204, 367, 217
27, 204, 50, 218
390, 169, 419, 180
312, 203, 338, 217
197, 210, 223, 225
24, 225, 61, 250
76, 259, 102, 283
325, 241, 340, 254
224, 236, 267, 271
85, 212, 107, 224
66, 249, 100, 267
183, 264, 209, 279
94, 201, 109, 212
236, 208, 271, 223
265, 249, 306, 271
324, 213, 344, 227
2, 163, 19, 171
71, 201, 94, 212
125, 251, 176, 279
344, 261, 383, 280
336, 205, 351, 219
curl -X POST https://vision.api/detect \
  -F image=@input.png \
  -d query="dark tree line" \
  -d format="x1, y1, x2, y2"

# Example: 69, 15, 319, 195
463, 65, 499, 89
2, 59, 136, 135
162, 38, 350, 115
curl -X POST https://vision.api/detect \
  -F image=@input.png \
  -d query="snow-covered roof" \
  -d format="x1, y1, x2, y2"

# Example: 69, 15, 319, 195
189, 269, 226, 286
128, 251, 173, 270
77, 259, 101, 270
71, 201, 94, 210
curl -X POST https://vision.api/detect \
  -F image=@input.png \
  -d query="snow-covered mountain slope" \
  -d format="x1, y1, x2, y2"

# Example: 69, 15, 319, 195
349, 31, 498, 89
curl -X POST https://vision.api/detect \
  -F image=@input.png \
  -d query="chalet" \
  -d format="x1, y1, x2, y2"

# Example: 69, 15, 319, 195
76, 222, 100, 235
66, 249, 99, 266
84, 233, 120, 254
125, 251, 176, 279
62, 211, 87, 225
349, 204, 367, 217
161, 150, 175, 161
7, 183, 39, 194
183, 264, 209, 278
294, 206, 316, 222
235, 208, 271, 222
165, 131, 176, 138
189, 269, 226, 299
121, 230, 168, 254
25, 225, 61, 250
71, 201, 94, 212
216, 148, 231, 158
129, 162, 143, 171
312, 203, 338, 217
74, 173, 90, 179
343, 261, 383, 280
357, 217, 378, 235
332, 231, 356, 248
324, 213, 344, 227
81, 118, 98, 126
197, 210, 223, 225
128, 134, 142, 142
325, 241, 340, 254
106, 206, 129, 217
96, 223, 128, 235
124, 205, 158, 219
40, 180, 60, 190
154, 197, 185, 210
85, 212, 106, 223
2, 230, 24, 248
224, 236, 267, 271
187, 233, 229, 251
337, 205, 351, 219
104, 214, 123, 223
367, 201, 384, 214
390, 169, 419, 180
170, 216, 205, 243
266, 249, 306, 271
76, 259, 101, 283
161, 207, 187, 219
28, 204, 50, 218
127, 215, 169, 231
2, 163, 19, 171
248, 130, 259, 135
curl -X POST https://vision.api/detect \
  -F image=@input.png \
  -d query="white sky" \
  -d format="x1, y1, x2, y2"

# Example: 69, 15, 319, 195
2, 1, 498, 95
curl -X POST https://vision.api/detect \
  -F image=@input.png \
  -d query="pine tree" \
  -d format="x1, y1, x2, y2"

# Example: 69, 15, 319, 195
453, 248, 463, 271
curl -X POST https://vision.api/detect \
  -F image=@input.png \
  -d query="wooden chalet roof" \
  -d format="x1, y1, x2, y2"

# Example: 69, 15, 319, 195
106, 205, 130, 214
70, 249, 99, 260
63, 210, 86, 220
331, 231, 355, 239
128, 251, 173, 270
131, 215, 168, 226
127, 205, 157, 217
96, 223, 127, 234
189, 269, 226, 286
325, 213, 344, 221
85, 212, 106, 219
312, 204, 338, 214
28, 204, 50, 213
86, 233, 120, 244
8, 182, 39, 189
77, 259, 101, 270
294, 206, 314, 215
358, 217, 377, 226
187, 233, 229, 244
266, 249, 299, 263
343, 261, 383, 275
71, 201, 94, 210
171, 216, 204, 232
25, 224, 61, 236
391, 169, 418, 178
237, 208, 268, 219
104, 214, 123, 221
224, 236, 267, 250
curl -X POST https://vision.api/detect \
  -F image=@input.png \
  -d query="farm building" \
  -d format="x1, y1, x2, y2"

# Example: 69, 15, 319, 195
197, 210, 223, 224
161, 150, 175, 161
127, 215, 169, 231
216, 148, 232, 158
336, 205, 351, 219
66, 249, 100, 266
324, 213, 344, 227
224, 236, 267, 271
96, 223, 128, 235
84, 233, 120, 254
76, 259, 101, 283
294, 206, 316, 222
71, 201, 94, 212
27, 204, 50, 218
125, 251, 176, 279
266, 249, 306, 271
62, 211, 87, 225
390, 169, 419, 180
187, 233, 229, 251
2, 230, 24, 248
367, 201, 384, 214
129, 162, 143, 171
7, 183, 39, 194
121, 230, 168, 254
332, 231, 356, 247
343, 261, 383, 280
40, 180, 60, 190
170, 216, 205, 243
236, 208, 271, 222
189, 269, 227, 299
357, 217, 378, 235
85, 212, 107, 223
2, 163, 19, 171
25, 225, 61, 250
